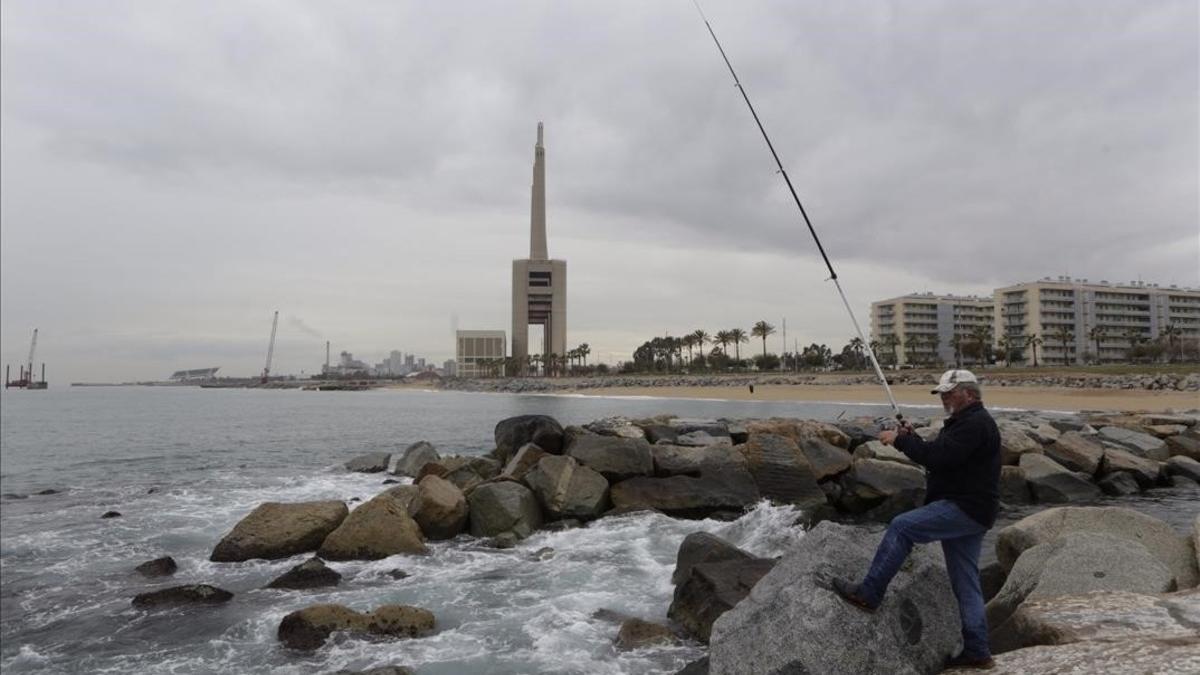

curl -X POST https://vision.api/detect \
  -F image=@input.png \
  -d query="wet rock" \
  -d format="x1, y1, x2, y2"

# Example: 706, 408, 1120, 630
411, 475, 468, 540
651, 444, 747, 477
276, 603, 435, 651
485, 532, 519, 549
318, 491, 427, 560
1044, 432, 1104, 475
980, 560, 1007, 603
738, 433, 825, 508
615, 618, 677, 650
134, 556, 177, 578
1169, 475, 1199, 489
1018, 453, 1100, 503
586, 416, 648, 439
387, 569, 409, 580
35, 488, 61, 496
566, 435, 654, 481
332, 666, 415, 675
998, 465, 1033, 505
524, 455, 610, 520
1166, 455, 1200, 482
530, 546, 555, 561
1100, 447, 1162, 488
796, 437, 852, 481
995, 506, 1198, 589
671, 532, 757, 585
381, 479, 399, 485
210, 501, 350, 562
132, 584, 233, 609
610, 470, 759, 520
494, 415, 565, 465
539, 518, 582, 532
1097, 426, 1169, 461
836, 458, 925, 515
670, 556, 777, 643
387, 441, 439, 477
267, 556, 342, 590
1097, 471, 1141, 496
500, 443, 547, 480
467, 481, 542, 539
101, 511, 123, 519
986, 532, 1175, 652
675, 657, 710, 675
345, 452, 392, 473
707, 521, 961, 675
2, 493, 28, 500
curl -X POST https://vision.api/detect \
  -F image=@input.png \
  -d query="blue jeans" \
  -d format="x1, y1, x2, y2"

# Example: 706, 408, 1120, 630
859, 499, 990, 658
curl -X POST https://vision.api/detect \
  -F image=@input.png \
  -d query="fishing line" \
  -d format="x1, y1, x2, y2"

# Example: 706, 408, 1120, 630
691, 0, 903, 421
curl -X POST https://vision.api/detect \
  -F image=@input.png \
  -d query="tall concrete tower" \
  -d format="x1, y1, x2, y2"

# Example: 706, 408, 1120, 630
512, 122, 567, 374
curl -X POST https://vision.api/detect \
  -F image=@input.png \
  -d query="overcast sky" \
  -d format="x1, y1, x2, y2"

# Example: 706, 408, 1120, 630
2, 0, 1197, 382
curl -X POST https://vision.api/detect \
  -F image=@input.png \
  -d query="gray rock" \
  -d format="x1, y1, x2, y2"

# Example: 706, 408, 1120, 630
738, 433, 826, 507
494, 415, 564, 465
1018, 453, 1101, 504
670, 556, 777, 643
1166, 455, 1200, 482
641, 424, 678, 445
524, 455, 610, 520
411, 475, 468, 540
1044, 432, 1104, 475
566, 435, 654, 481
1101, 447, 1162, 488
210, 501, 349, 562
132, 584, 233, 609
708, 521, 961, 675
852, 440, 918, 467
671, 531, 757, 585
651, 445, 747, 477
989, 636, 1200, 674
319, 491, 427, 560
1048, 419, 1087, 433
1166, 434, 1200, 461
610, 470, 760, 519
675, 657, 710, 675
585, 416, 647, 439
837, 458, 926, 515
267, 556, 342, 590
675, 430, 733, 447
1146, 424, 1189, 438
1097, 471, 1141, 496
614, 618, 677, 650
387, 441, 439, 477
797, 437, 853, 481
999, 465, 1033, 504
995, 506, 1198, 589
333, 667, 415, 675
986, 532, 1175, 652
345, 452, 392, 473
467, 481, 543, 539
999, 422, 1044, 465
501, 443, 547, 480
1098, 426, 1169, 461
1028, 424, 1061, 445
134, 556, 177, 578
277, 603, 435, 651
670, 418, 732, 437
1170, 475, 1200, 489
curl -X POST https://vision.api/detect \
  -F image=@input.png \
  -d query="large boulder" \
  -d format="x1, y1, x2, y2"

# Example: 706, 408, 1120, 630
744, 418, 851, 448
1097, 471, 1141, 496
566, 435, 654, 481
851, 440, 918, 467
797, 437, 853, 481
1018, 453, 1101, 504
708, 521, 961, 675
738, 433, 826, 508
651, 445, 747, 477
671, 532, 757, 585
277, 603, 435, 651
132, 584, 233, 609
836, 458, 926, 515
989, 636, 1200, 674
494, 415, 564, 465
524, 455, 610, 520
411, 475, 468, 540
1166, 455, 1200, 483
610, 470, 760, 519
1166, 434, 1200, 461
442, 457, 501, 493
467, 481, 543, 539
210, 501, 348, 562
999, 466, 1033, 505
998, 422, 1043, 465
500, 443, 547, 480
675, 430, 733, 447
345, 452, 392, 473
134, 556, 177, 578
387, 441, 439, 477
319, 492, 427, 560
1098, 426, 1169, 461
615, 618, 678, 650
986, 532, 1176, 652
669, 555, 777, 643
1044, 432, 1104, 475
267, 556, 342, 590
1100, 447, 1162, 488
585, 416, 647, 439
995, 506, 1198, 589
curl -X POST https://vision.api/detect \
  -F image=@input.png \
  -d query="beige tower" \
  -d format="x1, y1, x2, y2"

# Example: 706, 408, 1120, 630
512, 122, 567, 375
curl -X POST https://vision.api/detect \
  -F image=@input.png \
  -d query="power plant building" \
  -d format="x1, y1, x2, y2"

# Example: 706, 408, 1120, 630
456, 330, 506, 378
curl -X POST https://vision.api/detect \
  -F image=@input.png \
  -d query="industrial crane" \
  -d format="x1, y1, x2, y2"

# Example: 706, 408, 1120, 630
5, 328, 46, 389
261, 311, 278, 385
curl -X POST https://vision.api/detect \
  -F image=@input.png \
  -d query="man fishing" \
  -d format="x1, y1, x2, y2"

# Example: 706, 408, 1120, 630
832, 369, 1001, 671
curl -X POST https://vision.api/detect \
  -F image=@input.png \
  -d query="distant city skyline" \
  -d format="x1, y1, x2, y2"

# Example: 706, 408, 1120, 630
2, 1, 1196, 382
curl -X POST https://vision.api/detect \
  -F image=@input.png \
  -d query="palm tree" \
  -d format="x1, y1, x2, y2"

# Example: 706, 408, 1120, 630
970, 325, 993, 367
1123, 329, 1144, 363
1160, 324, 1181, 362
1025, 334, 1043, 367
578, 343, 591, 369
751, 320, 776, 360
951, 333, 966, 368
849, 336, 865, 369
880, 334, 901, 367
691, 330, 710, 358
923, 333, 941, 366
729, 328, 748, 363
1050, 326, 1073, 366
1087, 326, 1106, 365
682, 334, 696, 365
714, 331, 731, 356
996, 335, 1013, 368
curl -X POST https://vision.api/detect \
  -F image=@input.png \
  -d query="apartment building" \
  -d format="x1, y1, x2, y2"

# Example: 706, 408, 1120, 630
456, 330, 507, 378
995, 277, 1200, 365
870, 293, 994, 367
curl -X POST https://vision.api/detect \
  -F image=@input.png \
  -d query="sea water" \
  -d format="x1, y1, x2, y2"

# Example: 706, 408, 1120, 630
1, 387, 1194, 674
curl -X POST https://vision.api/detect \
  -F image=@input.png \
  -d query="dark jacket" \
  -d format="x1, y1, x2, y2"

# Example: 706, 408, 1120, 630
893, 401, 1001, 528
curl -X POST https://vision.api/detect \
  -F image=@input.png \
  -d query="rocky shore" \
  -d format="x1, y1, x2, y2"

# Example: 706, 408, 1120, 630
126, 408, 1200, 673
442, 371, 1200, 394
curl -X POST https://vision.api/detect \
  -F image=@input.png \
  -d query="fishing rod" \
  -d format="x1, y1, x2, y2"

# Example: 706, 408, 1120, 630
692, 1, 903, 422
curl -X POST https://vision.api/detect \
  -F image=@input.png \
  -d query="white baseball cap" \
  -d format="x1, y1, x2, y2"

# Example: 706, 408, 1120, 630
932, 369, 978, 394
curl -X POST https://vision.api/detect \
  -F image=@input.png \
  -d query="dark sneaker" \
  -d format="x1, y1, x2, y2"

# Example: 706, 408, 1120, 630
943, 652, 995, 670
831, 578, 878, 612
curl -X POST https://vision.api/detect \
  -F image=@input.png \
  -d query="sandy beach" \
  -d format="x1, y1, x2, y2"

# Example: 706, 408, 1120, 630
565, 383, 1200, 413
